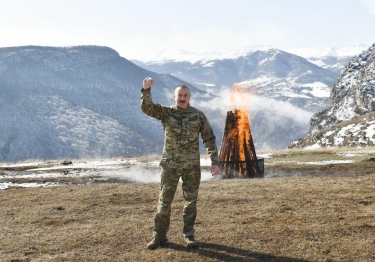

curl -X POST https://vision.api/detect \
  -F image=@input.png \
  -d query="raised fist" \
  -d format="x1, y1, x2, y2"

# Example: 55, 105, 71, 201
143, 77, 154, 89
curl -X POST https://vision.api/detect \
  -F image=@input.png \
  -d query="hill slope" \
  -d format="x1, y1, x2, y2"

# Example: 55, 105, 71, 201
0, 46, 213, 161
290, 43, 375, 148
133, 48, 338, 112
1, 45, 325, 162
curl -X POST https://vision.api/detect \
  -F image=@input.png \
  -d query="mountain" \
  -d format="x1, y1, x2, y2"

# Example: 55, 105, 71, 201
132, 48, 338, 112
291, 44, 371, 74
0, 45, 214, 162
1, 45, 359, 162
289, 43, 375, 148
131, 45, 275, 64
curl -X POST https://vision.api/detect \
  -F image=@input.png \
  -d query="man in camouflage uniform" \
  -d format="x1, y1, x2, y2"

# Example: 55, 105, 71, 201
141, 77, 220, 249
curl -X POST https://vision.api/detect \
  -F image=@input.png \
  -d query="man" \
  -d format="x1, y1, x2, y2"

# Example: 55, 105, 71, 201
141, 77, 220, 249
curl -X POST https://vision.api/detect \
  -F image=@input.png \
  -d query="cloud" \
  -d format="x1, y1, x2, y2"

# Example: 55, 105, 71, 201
130, 21, 290, 59
362, 0, 375, 14
194, 88, 313, 126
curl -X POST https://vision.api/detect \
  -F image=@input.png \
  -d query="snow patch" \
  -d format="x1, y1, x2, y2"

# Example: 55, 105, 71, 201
290, 44, 370, 59
0, 157, 217, 190
297, 160, 354, 165
301, 82, 330, 98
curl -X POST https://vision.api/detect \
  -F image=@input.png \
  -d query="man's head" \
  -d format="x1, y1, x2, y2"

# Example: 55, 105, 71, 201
174, 85, 191, 108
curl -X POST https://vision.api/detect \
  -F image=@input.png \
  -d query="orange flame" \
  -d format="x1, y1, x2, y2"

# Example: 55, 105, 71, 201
229, 85, 254, 161
218, 84, 260, 178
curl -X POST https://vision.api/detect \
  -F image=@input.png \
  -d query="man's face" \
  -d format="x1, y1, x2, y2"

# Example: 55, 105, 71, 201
174, 87, 191, 108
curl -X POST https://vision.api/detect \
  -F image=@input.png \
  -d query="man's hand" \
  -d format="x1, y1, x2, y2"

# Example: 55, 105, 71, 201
143, 77, 154, 89
211, 165, 220, 176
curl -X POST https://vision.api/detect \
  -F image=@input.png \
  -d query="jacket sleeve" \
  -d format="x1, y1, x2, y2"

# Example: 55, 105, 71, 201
140, 88, 167, 121
200, 113, 219, 165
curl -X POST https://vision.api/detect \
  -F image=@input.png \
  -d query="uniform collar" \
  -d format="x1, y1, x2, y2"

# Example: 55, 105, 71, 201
175, 103, 191, 112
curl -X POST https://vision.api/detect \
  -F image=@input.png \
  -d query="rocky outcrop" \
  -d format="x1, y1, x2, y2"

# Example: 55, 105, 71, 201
289, 111, 375, 148
309, 44, 375, 133
290, 44, 375, 148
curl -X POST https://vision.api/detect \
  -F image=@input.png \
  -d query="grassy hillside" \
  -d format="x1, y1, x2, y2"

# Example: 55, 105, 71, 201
1, 148, 375, 261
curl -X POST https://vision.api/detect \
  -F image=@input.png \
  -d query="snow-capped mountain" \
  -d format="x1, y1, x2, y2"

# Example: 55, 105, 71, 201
291, 44, 370, 59
291, 44, 371, 74
133, 48, 338, 112
0, 46, 214, 162
310, 44, 375, 133
1, 44, 371, 162
289, 43, 375, 148
0, 45, 327, 162
131, 45, 276, 64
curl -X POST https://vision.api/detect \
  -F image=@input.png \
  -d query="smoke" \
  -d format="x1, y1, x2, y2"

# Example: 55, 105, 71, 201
194, 88, 313, 126
111, 165, 161, 183
250, 95, 313, 125
0, 159, 217, 190
153, 84, 315, 157
106, 162, 215, 183
192, 87, 314, 149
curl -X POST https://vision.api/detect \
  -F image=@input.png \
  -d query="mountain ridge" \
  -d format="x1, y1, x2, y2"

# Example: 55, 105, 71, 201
289, 43, 375, 148
0, 45, 216, 162
131, 44, 370, 64
132, 48, 338, 112
1, 44, 371, 162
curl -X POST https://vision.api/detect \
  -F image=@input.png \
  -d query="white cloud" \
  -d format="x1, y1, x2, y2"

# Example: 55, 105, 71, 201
125, 21, 290, 60
1, 0, 374, 60
194, 88, 313, 126
362, 0, 375, 14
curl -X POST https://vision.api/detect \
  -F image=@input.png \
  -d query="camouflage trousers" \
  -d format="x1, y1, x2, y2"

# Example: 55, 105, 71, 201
153, 166, 201, 237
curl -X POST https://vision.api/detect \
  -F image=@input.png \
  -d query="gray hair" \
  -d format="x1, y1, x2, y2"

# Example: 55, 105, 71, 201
175, 85, 190, 95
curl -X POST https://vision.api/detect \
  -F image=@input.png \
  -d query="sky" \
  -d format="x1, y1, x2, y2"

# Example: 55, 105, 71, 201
0, 0, 375, 60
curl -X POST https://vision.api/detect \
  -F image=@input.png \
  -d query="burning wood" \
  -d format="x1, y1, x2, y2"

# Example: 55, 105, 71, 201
219, 109, 264, 178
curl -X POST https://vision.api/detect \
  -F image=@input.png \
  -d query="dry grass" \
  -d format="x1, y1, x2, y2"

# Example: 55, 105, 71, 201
1, 148, 375, 261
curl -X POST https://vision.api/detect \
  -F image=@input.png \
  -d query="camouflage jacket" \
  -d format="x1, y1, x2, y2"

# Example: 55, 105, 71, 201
141, 88, 219, 168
